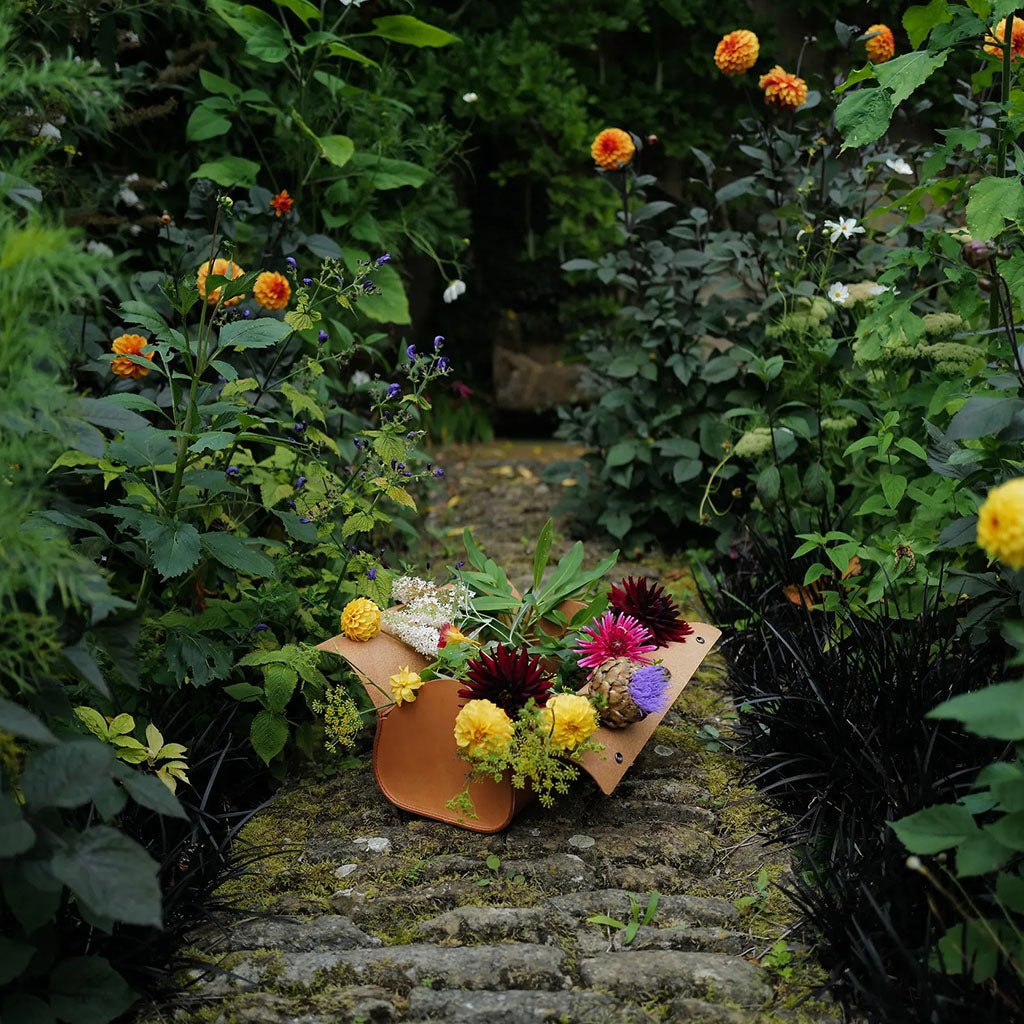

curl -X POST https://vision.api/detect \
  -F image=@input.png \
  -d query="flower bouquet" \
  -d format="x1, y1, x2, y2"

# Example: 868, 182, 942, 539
318, 521, 721, 832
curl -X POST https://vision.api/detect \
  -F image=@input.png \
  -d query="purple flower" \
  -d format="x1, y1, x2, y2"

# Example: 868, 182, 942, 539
368, 567, 377, 580
376, 253, 391, 266
628, 664, 672, 715
434, 468, 444, 478
362, 279, 374, 291
294, 421, 306, 433
286, 500, 296, 510
242, 309, 251, 319
456, 560, 465, 569
438, 356, 450, 371
296, 476, 307, 490
318, 329, 329, 345
286, 257, 297, 270
390, 459, 397, 469
302, 277, 313, 285
386, 382, 401, 399
225, 466, 240, 478
299, 517, 313, 524
434, 335, 444, 350
353, 437, 363, 450
406, 344, 417, 361
253, 623, 269, 632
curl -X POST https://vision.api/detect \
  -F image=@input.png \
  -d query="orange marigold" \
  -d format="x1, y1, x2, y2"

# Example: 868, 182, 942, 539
984, 16, 1024, 59
758, 65, 808, 112
110, 333, 154, 378
197, 258, 245, 307
864, 24, 895, 64
591, 128, 635, 170
270, 189, 293, 217
253, 271, 291, 310
714, 29, 759, 76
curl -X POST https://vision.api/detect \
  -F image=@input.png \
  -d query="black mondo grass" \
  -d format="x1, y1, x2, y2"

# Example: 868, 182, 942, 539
701, 530, 1019, 1023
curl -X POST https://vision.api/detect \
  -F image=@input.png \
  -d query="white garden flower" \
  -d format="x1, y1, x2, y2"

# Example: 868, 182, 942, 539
885, 157, 913, 176
868, 284, 888, 296
86, 240, 114, 257
35, 122, 61, 142
118, 186, 141, 207
350, 370, 371, 386
823, 217, 865, 243
443, 279, 467, 303
124, 172, 140, 184
462, 92, 479, 103
827, 282, 850, 305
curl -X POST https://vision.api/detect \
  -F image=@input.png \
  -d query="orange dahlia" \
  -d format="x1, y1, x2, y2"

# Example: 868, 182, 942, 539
110, 333, 154, 378
197, 258, 245, 307
591, 128, 635, 170
864, 24, 895, 64
714, 30, 759, 76
984, 16, 1024, 59
270, 189, 293, 217
253, 271, 291, 310
758, 66, 808, 112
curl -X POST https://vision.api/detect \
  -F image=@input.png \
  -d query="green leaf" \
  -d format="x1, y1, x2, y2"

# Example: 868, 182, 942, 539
835, 88, 894, 149
956, 830, 1013, 876
144, 519, 202, 580
368, 14, 459, 47
75, 396, 149, 433
873, 49, 950, 107
2, 993, 56, 1024
199, 68, 240, 98
966, 175, 1024, 241
186, 104, 232, 142
246, 23, 290, 62
319, 134, 354, 168
263, 664, 298, 713
895, 437, 928, 460
996, 871, 1024, 913
218, 316, 292, 350
936, 515, 978, 549
327, 42, 380, 68
903, 0, 953, 47
889, 803, 978, 854
49, 956, 136, 1024
342, 510, 376, 538
0, 795, 35, 857
271, 0, 320, 23
0, 939, 36, 985
756, 465, 781, 507
273, 510, 318, 542
21, 739, 114, 809
533, 519, 554, 590
0, 697, 57, 744
50, 826, 162, 926
120, 771, 188, 819
251, 709, 289, 763
606, 441, 637, 468
935, 682, 1024, 739
344, 153, 431, 190
200, 533, 276, 579
343, 254, 410, 324
190, 156, 261, 188
188, 431, 236, 454
880, 472, 907, 508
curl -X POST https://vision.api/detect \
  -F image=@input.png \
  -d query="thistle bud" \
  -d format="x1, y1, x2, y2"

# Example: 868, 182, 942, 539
962, 239, 993, 268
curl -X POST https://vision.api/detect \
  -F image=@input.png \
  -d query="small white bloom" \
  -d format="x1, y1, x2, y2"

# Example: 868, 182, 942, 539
35, 122, 61, 142
823, 217, 865, 244
86, 240, 114, 257
443, 279, 467, 303
124, 172, 140, 184
828, 282, 850, 305
868, 284, 888, 296
350, 370, 371, 386
129, 224, 142, 236
125, 30, 140, 44
462, 92, 478, 103
118, 187, 141, 207
885, 157, 913, 176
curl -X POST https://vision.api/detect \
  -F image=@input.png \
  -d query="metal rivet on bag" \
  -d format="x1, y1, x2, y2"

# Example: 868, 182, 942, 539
614, 752, 624, 763
696, 636, 706, 644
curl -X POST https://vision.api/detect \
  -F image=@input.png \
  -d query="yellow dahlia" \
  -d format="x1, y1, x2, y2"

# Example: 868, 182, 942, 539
591, 128, 635, 171
254, 270, 291, 310
864, 24, 895, 64
389, 665, 424, 705
714, 30, 759, 76
758, 66, 808, 112
197, 258, 245, 307
977, 478, 1024, 569
539, 693, 598, 751
453, 699, 514, 760
110, 333, 154, 378
340, 597, 381, 642
984, 17, 1024, 59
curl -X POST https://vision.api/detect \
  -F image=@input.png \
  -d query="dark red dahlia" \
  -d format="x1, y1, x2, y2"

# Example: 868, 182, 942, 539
459, 643, 553, 714
608, 576, 694, 647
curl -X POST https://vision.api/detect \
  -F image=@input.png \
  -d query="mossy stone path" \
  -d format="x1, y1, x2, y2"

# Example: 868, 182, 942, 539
141, 440, 840, 1024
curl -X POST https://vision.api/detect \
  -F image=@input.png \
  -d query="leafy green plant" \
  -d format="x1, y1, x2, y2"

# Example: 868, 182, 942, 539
586, 891, 659, 947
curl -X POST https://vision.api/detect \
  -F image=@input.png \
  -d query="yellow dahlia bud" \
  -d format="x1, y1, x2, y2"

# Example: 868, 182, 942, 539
254, 270, 291, 310
340, 597, 381, 642
758, 66, 808, 112
453, 699, 514, 760
977, 478, 1024, 569
389, 665, 424, 705
539, 693, 599, 751
714, 30, 759, 76
864, 24, 895, 64
590, 128, 635, 171
197, 258, 245, 307
110, 333, 154, 378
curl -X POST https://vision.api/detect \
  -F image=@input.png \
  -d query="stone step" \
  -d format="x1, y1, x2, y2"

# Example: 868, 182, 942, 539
415, 906, 563, 946
194, 914, 380, 953
407, 986, 654, 1023
575, 924, 751, 956
548, 890, 739, 929
585, 799, 717, 829
207, 988, 398, 1023
579, 950, 769, 1007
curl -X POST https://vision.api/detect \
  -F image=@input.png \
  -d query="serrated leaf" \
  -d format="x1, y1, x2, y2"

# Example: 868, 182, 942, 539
890, 803, 977, 854
342, 511, 376, 537
385, 485, 417, 510
836, 88, 894, 149
250, 709, 289, 763
263, 663, 298, 713
200, 533, 276, 578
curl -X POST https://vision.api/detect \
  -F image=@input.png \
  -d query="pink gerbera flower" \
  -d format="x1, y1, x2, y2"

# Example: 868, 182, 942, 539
575, 612, 657, 670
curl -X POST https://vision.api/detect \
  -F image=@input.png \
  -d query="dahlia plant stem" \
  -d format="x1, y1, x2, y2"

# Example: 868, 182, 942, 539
992, 16, 1014, 330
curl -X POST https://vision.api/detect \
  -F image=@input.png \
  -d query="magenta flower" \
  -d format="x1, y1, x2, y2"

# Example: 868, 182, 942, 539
575, 612, 657, 670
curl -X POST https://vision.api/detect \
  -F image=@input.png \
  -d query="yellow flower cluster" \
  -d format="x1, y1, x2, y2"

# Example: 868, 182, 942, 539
340, 597, 381, 642
539, 693, 598, 751
389, 665, 424, 705
977, 478, 1024, 569
453, 699, 514, 759
311, 687, 363, 753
